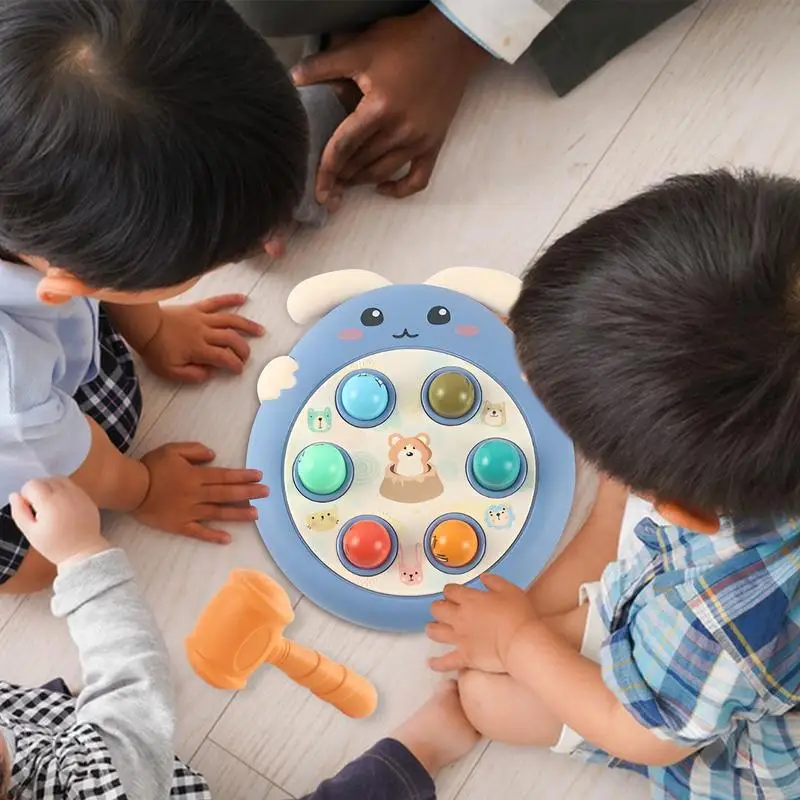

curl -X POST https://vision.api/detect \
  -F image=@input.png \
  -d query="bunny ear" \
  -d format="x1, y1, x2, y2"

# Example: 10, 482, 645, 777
414, 543, 423, 563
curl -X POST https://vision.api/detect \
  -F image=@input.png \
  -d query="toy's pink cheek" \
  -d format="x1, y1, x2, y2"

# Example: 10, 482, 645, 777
456, 324, 479, 337
338, 328, 364, 341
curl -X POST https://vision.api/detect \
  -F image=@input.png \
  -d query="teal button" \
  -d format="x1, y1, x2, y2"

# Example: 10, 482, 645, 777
297, 443, 347, 496
471, 440, 521, 492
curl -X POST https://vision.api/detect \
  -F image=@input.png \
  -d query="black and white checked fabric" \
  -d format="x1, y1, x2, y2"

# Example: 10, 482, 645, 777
0, 310, 142, 585
1, 680, 211, 799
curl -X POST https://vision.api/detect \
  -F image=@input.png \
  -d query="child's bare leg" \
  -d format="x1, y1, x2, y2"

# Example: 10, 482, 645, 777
0, 548, 56, 595
391, 680, 480, 776
457, 605, 586, 745
528, 477, 627, 616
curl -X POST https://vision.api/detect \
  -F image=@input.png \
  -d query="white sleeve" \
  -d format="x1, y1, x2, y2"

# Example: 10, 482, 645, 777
432, 0, 555, 63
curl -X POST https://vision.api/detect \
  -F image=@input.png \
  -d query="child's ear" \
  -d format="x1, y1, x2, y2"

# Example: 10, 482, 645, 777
37, 268, 95, 305
653, 500, 720, 534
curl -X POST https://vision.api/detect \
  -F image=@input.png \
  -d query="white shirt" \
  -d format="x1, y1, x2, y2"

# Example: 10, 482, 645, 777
433, 0, 568, 63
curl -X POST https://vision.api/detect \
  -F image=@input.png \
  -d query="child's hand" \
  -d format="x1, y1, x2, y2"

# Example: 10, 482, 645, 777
140, 295, 264, 383
427, 575, 539, 673
9, 477, 108, 569
135, 443, 268, 544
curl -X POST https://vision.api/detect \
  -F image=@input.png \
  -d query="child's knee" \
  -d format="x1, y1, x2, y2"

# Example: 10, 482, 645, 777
457, 669, 497, 737
0, 548, 56, 595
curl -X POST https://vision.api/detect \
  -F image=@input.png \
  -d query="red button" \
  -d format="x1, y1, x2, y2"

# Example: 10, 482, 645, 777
343, 521, 392, 570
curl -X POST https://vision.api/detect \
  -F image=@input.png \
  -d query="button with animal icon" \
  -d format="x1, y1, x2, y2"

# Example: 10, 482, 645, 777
293, 443, 354, 500
424, 514, 486, 574
421, 367, 481, 425
337, 516, 398, 576
336, 370, 395, 427
468, 438, 527, 496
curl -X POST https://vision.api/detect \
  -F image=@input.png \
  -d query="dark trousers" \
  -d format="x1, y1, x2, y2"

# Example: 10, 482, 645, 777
300, 739, 435, 800
229, 0, 696, 95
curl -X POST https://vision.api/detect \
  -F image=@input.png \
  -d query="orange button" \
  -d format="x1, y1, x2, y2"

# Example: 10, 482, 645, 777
429, 520, 478, 568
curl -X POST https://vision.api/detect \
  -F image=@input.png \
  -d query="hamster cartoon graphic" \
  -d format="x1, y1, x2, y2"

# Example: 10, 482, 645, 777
387, 433, 433, 478
398, 543, 424, 585
305, 506, 339, 532
484, 504, 515, 530
481, 401, 507, 427
307, 407, 332, 432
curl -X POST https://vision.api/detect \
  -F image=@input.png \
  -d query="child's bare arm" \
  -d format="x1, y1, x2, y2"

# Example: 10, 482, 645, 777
70, 416, 266, 544
69, 417, 150, 511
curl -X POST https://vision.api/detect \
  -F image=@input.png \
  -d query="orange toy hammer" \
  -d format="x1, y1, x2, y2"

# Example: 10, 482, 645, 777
186, 570, 378, 719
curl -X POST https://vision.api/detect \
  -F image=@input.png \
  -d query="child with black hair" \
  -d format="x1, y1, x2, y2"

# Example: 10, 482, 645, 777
0, 477, 480, 799
426, 170, 800, 799
0, 0, 347, 594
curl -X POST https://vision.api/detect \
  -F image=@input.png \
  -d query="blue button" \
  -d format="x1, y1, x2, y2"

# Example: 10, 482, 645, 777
340, 373, 390, 422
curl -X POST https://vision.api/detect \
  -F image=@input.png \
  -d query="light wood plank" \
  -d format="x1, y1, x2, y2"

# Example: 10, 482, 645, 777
551, 0, 800, 241
456, 742, 648, 800
192, 741, 292, 800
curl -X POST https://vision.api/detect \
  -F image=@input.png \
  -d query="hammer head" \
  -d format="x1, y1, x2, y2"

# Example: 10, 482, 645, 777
186, 570, 296, 690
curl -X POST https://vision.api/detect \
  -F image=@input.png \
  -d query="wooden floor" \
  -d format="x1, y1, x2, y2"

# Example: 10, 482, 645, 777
2, 1, 799, 796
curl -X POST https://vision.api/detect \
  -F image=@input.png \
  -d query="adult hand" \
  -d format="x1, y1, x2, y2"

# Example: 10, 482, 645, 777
293, 4, 491, 201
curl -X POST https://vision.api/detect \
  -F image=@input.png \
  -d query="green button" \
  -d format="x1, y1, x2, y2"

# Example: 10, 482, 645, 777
471, 440, 521, 492
428, 372, 475, 419
297, 443, 347, 496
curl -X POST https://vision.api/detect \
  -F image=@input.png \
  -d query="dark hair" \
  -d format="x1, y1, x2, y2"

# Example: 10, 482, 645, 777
0, 0, 307, 290
511, 170, 800, 518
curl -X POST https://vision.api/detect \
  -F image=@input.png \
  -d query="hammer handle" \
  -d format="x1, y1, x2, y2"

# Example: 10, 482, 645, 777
269, 640, 377, 719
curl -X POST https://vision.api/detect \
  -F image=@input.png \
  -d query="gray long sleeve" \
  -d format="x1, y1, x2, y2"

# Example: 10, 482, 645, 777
51, 548, 175, 800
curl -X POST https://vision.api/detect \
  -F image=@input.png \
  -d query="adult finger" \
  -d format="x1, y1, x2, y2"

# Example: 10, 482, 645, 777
378, 151, 438, 199
206, 328, 252, 361
425, 621, 456, 645
200, 467, 264, 486
428, 651, 467, 673
200, 343, 245, 375
291, 47, 362, 87
202, 483, 269, 504
316, 102, 385, 201
338, 128, 416, 182
9, 492, 36, 528
196, 504, 258, 523
195, 294, 247, 313
348, 149, 415, 186
173, 443, 216, 463
181, 522, 232, 545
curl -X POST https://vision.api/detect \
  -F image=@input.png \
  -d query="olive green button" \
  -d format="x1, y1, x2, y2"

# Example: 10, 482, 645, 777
427, 372, 475, 419
296, 443, 347, 496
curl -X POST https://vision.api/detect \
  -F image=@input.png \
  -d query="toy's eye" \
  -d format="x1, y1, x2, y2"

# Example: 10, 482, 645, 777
427, 306, 451, 325
360, 307, 384, 326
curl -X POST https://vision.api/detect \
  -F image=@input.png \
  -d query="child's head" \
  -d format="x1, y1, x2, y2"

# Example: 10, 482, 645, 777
0, 0, 307, 305
511, 170, 800, 522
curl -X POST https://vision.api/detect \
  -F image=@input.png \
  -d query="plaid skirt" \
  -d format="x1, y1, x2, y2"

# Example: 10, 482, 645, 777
2, 679, 210, 799
0, 311, 142, 585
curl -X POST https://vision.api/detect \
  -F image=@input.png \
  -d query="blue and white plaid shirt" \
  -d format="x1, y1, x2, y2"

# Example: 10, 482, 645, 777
581, 504, 800, 799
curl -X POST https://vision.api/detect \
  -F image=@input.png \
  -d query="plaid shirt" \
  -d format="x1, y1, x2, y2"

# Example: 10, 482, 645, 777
580, 506, 800, 799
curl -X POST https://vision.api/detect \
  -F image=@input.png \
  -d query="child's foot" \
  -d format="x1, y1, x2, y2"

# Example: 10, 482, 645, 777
390, 680, 480, 778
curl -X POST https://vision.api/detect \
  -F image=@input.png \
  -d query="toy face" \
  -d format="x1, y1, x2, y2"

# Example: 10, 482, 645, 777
327, 285, 497, 359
